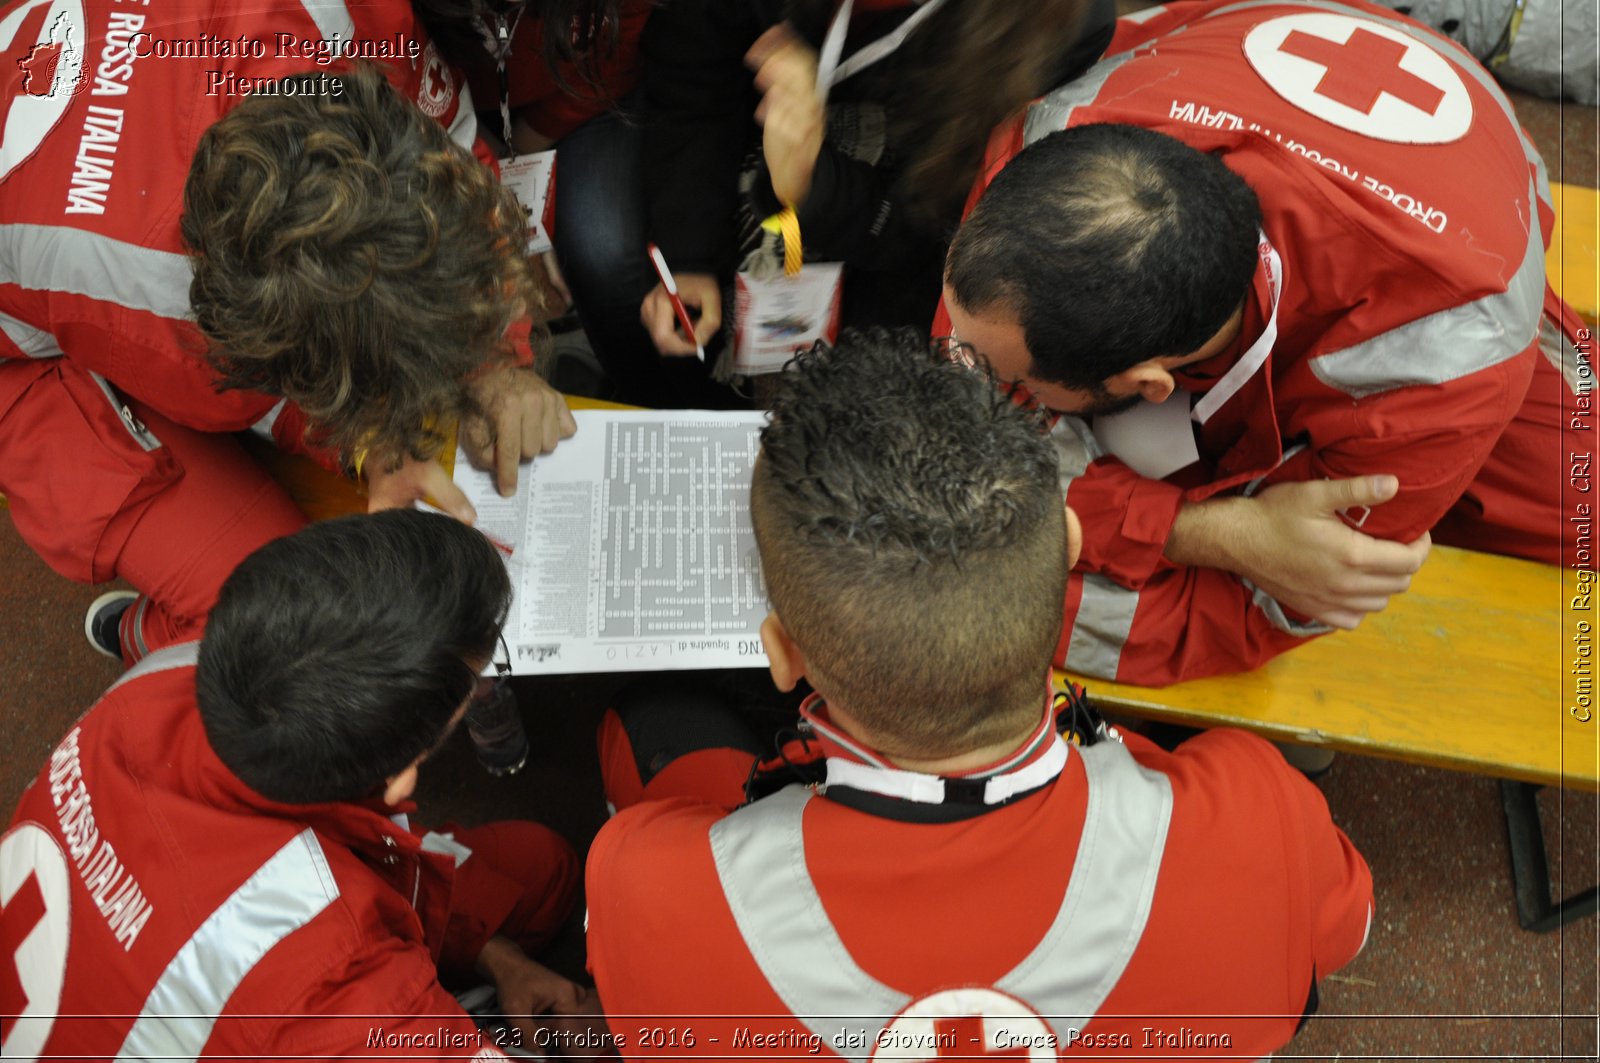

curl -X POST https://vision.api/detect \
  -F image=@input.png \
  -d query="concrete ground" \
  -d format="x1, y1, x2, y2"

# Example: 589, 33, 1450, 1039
3, 43, 1598, 1063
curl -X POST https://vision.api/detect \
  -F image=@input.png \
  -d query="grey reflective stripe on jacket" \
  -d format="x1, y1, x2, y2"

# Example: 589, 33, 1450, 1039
1062, 573, 1141, 679
1022, 51, 1140, 145
1, 309, 63, 359
1044, 419, 1147, 679
0, 225, 191, 321
106, 641, 201, 694
707, 741, 1174, 1061
251, 398, 288, 441
116, 828, 341, 1062
1309, 183, 1547, 397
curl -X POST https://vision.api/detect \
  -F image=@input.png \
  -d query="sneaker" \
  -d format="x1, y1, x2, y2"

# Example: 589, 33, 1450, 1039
1274, 740, 1337, 780
84, 590, 138, 660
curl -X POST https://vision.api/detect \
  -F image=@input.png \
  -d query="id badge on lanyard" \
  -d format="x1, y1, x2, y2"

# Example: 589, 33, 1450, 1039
728, 0, 852, 375
732, 262, 844, 375
499, 152, 557, 255
483, 8, 557, 254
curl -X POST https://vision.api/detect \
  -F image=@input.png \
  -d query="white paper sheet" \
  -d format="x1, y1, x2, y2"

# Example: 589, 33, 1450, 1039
1091, 395, 1201, 480
453, 410, 771, 674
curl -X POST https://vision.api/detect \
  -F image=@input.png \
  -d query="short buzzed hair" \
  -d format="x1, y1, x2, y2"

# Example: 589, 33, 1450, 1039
752, 329, 1066, 757
946, 123, 1261, 389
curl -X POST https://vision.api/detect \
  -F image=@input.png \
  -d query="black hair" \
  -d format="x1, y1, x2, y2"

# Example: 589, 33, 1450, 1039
753, 328, 1066, 755
196, 510, 511, 805
945, 123, 1262, 389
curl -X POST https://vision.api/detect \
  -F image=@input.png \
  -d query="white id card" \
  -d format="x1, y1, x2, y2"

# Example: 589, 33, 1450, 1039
732, 263, 844, 376
1091, 394, 1201, 480
498, 150, 557, 254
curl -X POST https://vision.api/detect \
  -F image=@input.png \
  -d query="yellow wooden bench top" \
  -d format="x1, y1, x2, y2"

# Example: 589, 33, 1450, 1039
1549, 182, 1598, 326
1060, 546, 1599, 791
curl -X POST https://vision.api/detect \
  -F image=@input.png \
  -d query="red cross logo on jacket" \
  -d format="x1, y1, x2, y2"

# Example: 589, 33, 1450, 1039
1242, 12, 1472, 144
1278, 25, 1445, 115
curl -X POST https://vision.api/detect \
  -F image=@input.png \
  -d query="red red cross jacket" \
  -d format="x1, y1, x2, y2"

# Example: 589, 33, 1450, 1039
0, 0, 484, 455
586, 699, 1372, 1061
0, 644, 530, 1061
933, 0, 1592, 685
453, 0, 652, 142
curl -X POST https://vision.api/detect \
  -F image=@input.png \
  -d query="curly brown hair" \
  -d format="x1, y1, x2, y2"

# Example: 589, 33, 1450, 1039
182, 64, 540, 469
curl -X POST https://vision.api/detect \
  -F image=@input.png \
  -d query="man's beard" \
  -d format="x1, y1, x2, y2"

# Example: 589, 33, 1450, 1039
1038, 379, 1145, 418
1076, 387, 1145, 418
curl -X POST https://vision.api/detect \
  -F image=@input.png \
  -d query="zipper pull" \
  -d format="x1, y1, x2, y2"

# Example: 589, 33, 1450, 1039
119, 404, 145, 435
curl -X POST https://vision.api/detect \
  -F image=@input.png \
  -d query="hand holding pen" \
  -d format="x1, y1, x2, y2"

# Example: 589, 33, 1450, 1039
642, 243, 715, 360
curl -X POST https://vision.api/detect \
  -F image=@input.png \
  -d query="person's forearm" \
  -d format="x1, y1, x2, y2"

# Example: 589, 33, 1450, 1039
1163, 495, 1255, 574
473, 934, 525, 983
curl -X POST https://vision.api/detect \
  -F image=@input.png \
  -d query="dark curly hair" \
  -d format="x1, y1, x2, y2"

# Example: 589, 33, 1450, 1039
752, 328, 1066, 756
182, 65, 539, 470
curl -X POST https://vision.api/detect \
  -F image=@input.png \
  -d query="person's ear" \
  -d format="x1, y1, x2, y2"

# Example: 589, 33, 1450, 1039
760, 612, 808, 693
1111, 360, 1179, 405
382, 762, 421, 807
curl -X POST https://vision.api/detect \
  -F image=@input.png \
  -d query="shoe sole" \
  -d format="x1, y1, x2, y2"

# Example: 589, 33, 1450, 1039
84, 590, 139, 660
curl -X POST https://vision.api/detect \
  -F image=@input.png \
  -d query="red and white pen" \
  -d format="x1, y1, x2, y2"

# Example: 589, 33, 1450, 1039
647, 242, 707, 362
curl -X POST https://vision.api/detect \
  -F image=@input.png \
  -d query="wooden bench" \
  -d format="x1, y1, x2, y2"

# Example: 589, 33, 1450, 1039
1057, 546, 1598, 931
1549, 182, 1599, 326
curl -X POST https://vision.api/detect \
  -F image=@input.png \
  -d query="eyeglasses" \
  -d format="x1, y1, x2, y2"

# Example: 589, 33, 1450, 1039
932, 335, 981, 372
493, 631, 512, 682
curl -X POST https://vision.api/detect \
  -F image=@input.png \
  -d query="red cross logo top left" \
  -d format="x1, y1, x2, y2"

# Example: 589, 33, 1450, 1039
1, 0, 87, 183
1242, 12, 1472, 144
416, 39, 454, 119
1, 824, 75, 1062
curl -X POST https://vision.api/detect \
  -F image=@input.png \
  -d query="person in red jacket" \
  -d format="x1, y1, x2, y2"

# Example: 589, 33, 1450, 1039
630, 0, 1116, 407
1, 510, 584, 1060
936, 0, 1592, 684
0, 1, 573, 666
410, 0, 659, 394
585, 329, 1373, 1060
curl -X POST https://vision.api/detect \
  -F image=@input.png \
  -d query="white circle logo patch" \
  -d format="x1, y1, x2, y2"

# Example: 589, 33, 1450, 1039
0, 0, 87, 183
1, 823, 74, 1062
1243, 13, 1471, 144
869, 987, 1057, 1060
416, 40, 453, 119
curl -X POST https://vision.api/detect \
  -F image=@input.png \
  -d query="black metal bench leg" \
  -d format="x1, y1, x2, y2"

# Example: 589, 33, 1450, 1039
1500, 780, 1600, 932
